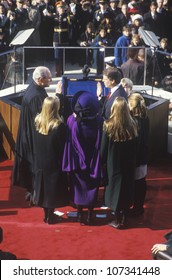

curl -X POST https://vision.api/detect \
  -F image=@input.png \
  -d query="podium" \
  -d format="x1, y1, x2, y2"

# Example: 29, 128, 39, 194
142, 93, 169, 161
0, 85, 27, 159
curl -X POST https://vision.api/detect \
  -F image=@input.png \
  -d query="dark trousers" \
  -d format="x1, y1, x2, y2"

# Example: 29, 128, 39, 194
133, 177, 147, 211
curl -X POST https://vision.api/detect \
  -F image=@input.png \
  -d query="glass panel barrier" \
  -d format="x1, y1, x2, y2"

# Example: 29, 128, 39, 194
21, 46, 148, 85
0, 46, 151, 90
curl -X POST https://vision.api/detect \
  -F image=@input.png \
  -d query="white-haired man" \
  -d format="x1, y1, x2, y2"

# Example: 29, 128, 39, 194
12, 66, 52, 204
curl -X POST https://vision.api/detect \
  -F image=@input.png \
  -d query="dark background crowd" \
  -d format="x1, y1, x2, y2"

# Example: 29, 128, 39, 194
1, 0, 172, 48
1, 0, 172, 87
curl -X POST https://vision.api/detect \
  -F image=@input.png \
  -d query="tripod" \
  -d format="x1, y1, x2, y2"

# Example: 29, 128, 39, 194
148, 46, 164, 94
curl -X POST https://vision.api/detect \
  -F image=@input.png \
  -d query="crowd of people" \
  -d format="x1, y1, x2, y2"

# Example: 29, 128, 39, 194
1, 0, 172, 82
0, 0, 172, 48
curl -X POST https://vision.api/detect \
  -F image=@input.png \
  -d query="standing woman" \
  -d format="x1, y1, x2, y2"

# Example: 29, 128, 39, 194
128, 93, 149, 217
62, 91, 103, 225
34, 96, 69, 224
101, 97, 138, 229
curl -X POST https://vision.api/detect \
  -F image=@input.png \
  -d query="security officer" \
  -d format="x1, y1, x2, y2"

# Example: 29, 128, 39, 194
93, 0, 112, 31
53, 1, 70, 76
15, 0, 31, 32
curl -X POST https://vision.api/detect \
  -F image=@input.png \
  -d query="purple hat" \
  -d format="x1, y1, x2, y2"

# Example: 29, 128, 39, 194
71, 91, 99, 120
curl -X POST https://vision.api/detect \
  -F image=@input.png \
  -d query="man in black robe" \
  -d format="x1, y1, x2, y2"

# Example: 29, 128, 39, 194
12, 66, 52, 203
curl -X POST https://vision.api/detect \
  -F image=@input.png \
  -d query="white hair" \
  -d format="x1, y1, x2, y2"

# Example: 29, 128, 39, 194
121, 78, 133, 89
32, 66, 51, 82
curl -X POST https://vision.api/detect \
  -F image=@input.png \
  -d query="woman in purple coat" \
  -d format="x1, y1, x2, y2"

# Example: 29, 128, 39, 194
62, 91, 103, 225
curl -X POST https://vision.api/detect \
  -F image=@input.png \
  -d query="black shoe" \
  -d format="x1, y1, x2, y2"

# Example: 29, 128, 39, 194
76, 206, 83, 223
47, 213, 60, 225
43, 208, 48, 223
86, 209, 93, 226
76, 211, 83, 223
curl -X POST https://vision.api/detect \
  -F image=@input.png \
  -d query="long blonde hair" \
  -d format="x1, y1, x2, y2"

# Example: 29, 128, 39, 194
103, 97, 138, 142
35, 96, 63, 135
128, 93, 147, 119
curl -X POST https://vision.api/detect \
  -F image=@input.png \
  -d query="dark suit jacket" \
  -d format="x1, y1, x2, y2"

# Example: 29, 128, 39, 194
121, 59, 144, 85
143, 11, 163, 38
102, 85, 128, 119
153, 231, 172, 259
164, 231, 172, 256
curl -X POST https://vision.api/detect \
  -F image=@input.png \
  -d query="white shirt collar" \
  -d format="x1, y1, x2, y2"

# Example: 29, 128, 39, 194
110, 83, 120, 96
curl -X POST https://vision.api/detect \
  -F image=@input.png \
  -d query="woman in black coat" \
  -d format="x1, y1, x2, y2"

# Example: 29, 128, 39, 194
33, 96, 69, 224
101, 97, 138, 229
128, 93, 149, 217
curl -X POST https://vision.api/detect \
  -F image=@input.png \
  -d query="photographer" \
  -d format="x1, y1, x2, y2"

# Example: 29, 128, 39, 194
6, 9, 17, 44
76, 0, 94, 37
77, 21, 95, 67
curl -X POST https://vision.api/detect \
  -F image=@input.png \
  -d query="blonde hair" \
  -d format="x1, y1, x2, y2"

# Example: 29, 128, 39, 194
103, 97, 138, 142
128, 93, 147, 119
35, 96, 63, 135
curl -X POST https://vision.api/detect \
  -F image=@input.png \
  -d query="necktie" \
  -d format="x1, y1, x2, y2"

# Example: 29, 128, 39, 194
107, 91, 111, 100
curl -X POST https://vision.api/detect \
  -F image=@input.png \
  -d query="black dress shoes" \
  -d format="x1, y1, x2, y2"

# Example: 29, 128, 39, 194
76, 211, 83, 223
85, 209, 93, 226
43, 208, 60, 224
47, 214, 60, 224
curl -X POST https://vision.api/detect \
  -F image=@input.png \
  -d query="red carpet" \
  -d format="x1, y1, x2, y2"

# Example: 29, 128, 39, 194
0, 158, 172, 260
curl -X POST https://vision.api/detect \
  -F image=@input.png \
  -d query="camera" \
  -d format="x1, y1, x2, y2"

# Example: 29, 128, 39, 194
10, 12, 15, 16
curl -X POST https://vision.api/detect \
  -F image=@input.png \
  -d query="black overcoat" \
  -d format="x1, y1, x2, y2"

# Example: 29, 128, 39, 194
33, 123, 69, 208
101, 132, 137, 212
12, 81, 48, 189
121, 59, 144, 85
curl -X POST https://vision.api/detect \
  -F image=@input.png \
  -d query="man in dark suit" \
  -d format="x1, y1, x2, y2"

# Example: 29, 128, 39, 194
97, 66, 127, 119
121, 47, 144, 85
143, 1, 163, 39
